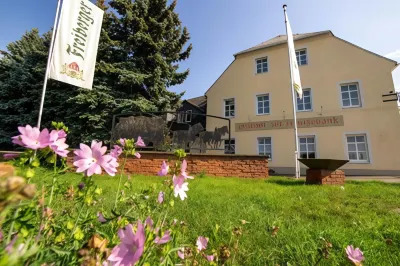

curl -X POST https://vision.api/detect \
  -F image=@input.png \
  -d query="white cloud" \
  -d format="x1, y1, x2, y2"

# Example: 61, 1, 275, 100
385, 50, 400, 60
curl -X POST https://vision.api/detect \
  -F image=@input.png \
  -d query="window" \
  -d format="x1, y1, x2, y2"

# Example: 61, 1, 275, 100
256, 57, 268, 74
185, 110, 192, 122
346, 134, 369, 162
257, 94, 270, 115
299, 136, 316, 159
297, 89, 312, 111
341, 83, 361, 108
224, 98, 235, 117
296, 49, 307, 65
224, 139, 235, 154
258, 137, 272, 159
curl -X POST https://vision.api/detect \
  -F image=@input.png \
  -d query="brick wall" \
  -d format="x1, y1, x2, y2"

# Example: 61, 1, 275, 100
306, 169, 345, 185
124, 152, 269, 178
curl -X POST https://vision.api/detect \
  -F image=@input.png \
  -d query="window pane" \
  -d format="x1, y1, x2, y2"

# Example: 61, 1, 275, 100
350, 91, 358, 98
351, 98, 359, 106
258, 108, 263, 114
300, 144, 307, 151
265, 138, 271, 144
357, 143, 366, 151
258, 102, 263, 108
299, 138, 307, 144
309, 152, 316, 159
257, 68, 262, 74
342, 99, 350, 106
307, 137, 314, 143
225, 111, 229, 117
263, 66, 268, 72
230, 111, 235, 117
265, 146, 271, 152
349, 152, 357, 160
349, 84, 357, 91
348, 144, 356, 152
303, 90, 310, 96
264, 107, 269, 114
304, 97, 311, 104
356, 136, 365, 142
300, 152, 308, 159
359, 152, 368, 160
305, 103, 312, 110
308, 144, 315, 152
347, 136, 356, 143
225, 106, 230, 111
341, 86, 348, 92
342, 92, 349, 99
259, 145, 264, 153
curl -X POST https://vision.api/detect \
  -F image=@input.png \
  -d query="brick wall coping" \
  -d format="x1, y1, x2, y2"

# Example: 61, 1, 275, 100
1, 150, 269, 159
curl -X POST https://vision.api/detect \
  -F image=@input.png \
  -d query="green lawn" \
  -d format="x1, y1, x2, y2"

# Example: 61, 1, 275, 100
31, 168, 400, 265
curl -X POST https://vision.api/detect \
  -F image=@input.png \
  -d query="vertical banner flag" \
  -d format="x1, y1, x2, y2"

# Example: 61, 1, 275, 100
50, 0, 104, 89
284, 12, 303, 99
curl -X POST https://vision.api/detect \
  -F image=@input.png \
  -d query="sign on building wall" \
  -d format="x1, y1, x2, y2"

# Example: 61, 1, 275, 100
235, 116, 344, 132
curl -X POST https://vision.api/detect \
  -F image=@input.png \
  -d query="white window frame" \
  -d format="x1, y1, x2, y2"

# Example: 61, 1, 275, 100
339, 82, 362, 108
296, 88, 312, 112
344, 133, 371, 164
255, 57, 268, 74
256, 93, 270, 115
224, 98, 235, 118
257, 137, 272, 160
185, 110, 192, 123
296, 48, 308, 66
224, 138, 235, 155
298, 135, 317, 159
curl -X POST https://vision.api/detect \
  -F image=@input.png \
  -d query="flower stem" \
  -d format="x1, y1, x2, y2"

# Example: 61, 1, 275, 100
48, 155, 57, 205
113, 153, 128, 210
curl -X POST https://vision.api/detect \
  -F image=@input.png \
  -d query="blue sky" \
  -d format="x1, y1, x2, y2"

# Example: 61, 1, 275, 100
1, 0, 399, 100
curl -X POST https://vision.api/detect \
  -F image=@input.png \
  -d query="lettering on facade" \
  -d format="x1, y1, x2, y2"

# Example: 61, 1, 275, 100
235, 115, 344, 132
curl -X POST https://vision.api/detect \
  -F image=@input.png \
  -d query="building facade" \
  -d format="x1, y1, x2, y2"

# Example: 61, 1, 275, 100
205, 30, 400, 175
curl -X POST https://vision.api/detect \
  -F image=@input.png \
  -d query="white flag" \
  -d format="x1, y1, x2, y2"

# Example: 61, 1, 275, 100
50, 0, 104, 89
285, 12, 303, 99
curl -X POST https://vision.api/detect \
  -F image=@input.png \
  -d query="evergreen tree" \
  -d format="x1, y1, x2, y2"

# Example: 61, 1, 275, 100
0, 0, 192, 148
0, 29, 77, 149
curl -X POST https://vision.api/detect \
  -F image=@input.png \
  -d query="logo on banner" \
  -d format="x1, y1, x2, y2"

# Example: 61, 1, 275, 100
60, 62, 84, 80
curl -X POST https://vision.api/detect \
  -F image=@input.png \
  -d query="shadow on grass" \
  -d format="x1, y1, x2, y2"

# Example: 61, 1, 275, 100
265, 177, 306, 186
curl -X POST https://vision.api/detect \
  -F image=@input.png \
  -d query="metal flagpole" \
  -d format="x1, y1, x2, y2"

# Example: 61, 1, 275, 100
283, 4, 300, 179
37, 0, 62, 129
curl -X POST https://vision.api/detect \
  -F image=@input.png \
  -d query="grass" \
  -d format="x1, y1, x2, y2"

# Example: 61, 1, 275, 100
31, 168, 400, 265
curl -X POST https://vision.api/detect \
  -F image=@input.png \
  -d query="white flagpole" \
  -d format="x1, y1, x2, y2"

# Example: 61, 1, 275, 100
37, 0, 62, 129
283, 4, 300, 179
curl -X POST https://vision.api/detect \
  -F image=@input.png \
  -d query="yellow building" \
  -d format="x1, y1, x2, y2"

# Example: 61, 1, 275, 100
205, 30, 400, 175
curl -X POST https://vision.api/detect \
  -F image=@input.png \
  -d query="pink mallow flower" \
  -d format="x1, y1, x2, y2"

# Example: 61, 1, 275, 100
108, 222, 145, 266
110, 145, 123, 159
154, 230, 171, 245
158, 191, 164, 204
97, 212, 107, 223
345, 245, 365, 265
180, 160, 194, 180
49, 130, 69, 157
119, 138, 126, 147
177, 248, 185, 260
3, 153, 20, 160
145, 216, 153, 229
158, 161, 169, 176
134, 152, 141, 159
135, 136, 145, 147
173, 175, 189, 201
196, 236, 208, 251
206, 255, 214, 262
73, 140, 119, 177
13, 125, 51, 150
